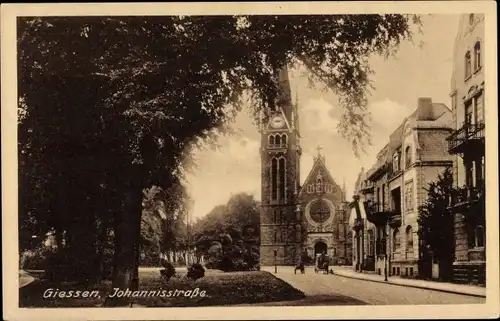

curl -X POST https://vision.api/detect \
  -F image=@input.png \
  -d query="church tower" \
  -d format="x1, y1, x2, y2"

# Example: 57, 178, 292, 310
259, 65, 302, 266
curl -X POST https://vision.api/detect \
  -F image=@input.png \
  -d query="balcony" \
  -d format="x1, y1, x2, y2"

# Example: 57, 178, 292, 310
365, 202, 393, 226
449, 183, 485, 212
447, 122, 485, 155
388, 213, 402, 229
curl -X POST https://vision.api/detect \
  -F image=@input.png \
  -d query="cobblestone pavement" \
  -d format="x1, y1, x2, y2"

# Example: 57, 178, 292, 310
263, 266, 485, 305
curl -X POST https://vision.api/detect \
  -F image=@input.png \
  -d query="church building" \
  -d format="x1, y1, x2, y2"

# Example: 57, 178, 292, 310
259, 65, 352, 266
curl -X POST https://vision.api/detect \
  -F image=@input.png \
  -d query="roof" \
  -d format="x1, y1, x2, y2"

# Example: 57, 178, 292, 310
364, 99, 452, 181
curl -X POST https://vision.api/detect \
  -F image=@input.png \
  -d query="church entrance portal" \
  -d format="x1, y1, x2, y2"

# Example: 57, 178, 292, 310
314, 241, 328, 256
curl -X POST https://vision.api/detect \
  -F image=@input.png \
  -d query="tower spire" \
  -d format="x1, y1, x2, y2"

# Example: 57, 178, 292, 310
275, 63, 293, 123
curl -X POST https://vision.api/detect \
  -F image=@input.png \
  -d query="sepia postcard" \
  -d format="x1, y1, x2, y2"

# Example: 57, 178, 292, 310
2, 1, 499, 320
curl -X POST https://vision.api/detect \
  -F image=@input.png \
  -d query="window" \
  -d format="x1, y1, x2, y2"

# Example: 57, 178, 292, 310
404, 181, 414, 212
367, 230, 374, 256
475, 225, 485, 248
393, 229, 400, 253
405, 146, 412, 169
465, 51, 472, 79
269, 135, 275, 146
393, 153, 400, 172
278, 158, 286, 200
481, 156, 485, 182
406, 225, 413, 250
274, 230, 278, 243
271, 158, 278, 200
275, 135, 281, 146
382, 184, 386, 209
316, 175, 323, 193
474, 41, 481, 71
465, 160, 475, 187
310, 200, 331, 225
476, 93, 484, 124
281, 134, 287, 146
325, 184, 333, 193
273, 210, 277, 223
465, 100, 473, 125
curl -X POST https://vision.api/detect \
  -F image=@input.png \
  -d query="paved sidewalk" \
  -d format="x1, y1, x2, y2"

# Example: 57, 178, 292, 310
331, 266, 486, 298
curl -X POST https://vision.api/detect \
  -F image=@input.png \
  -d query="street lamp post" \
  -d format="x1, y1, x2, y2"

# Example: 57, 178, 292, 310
384, 253, 388, 281
274, 250, 277, 273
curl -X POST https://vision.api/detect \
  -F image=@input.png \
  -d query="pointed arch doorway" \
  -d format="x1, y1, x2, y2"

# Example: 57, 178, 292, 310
314, 241, 328, 256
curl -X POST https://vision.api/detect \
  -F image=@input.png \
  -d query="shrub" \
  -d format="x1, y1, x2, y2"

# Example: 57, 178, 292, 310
160, 262, 176, 281
187, 263, 205, 280
20, 247, 49, 270
218, 255, 235, 272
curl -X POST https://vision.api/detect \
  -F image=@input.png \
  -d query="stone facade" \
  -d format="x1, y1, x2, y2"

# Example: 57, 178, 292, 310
351, 98, 454, 279
259, 65, 302, 266
298, 153, 351, 265
448, 14, 486, 285
259, 65, 351, 266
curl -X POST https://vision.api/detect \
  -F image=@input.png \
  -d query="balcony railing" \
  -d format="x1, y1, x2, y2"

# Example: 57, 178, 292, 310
365, 202, 393, 226
447, 122, 485, 154
268, 143, 288, 149
388, 213, 402, 228
449, 183, 485, 209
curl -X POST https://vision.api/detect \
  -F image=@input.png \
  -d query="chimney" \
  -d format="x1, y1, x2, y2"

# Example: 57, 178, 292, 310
417, 97, 434, 120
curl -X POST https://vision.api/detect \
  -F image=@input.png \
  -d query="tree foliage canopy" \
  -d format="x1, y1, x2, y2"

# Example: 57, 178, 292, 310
417, 168, 455, 263
17, 14, 420, 288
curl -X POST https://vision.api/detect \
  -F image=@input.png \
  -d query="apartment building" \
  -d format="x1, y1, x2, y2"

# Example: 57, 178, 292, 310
352, 98, 454, 278
448, 14, 486, 284
349, 168, 377, 272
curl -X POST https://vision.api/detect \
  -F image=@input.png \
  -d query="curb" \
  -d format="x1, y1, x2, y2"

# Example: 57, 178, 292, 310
333, 271, 486, 298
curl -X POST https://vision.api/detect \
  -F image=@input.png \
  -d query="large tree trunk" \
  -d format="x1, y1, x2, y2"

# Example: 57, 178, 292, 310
104, 189, 142, 307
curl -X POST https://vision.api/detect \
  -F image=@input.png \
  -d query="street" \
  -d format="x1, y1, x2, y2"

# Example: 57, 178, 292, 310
262, 266, 485, 305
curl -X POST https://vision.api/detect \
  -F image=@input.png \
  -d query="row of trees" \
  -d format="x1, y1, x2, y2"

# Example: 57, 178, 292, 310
18, 15, 421, 306
192, 193, 260, 271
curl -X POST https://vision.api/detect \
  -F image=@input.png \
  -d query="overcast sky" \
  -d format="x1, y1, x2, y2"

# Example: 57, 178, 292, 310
185, 14, 460, 220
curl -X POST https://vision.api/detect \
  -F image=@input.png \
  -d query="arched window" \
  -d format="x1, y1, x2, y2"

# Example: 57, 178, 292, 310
275, 135, 281, 145
393, 228, 400, 253
271, 158, 278, 200
367, 230, 374, 256
278, 158, 286, 200
475, 225, 485, 247
281, 134, 287, 147
474, 41, 481, 71
406, 225, 413, 250
273, 210, 277, 223
405, 146, 412, 169
465, 51, 472, 79
274, 230, 278, 243
316, 175, 323, 193
268, 135, 275, 146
